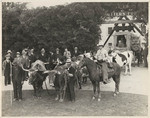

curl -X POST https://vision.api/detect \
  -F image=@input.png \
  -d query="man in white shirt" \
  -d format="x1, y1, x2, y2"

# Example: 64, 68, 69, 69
95, 41, 109, 84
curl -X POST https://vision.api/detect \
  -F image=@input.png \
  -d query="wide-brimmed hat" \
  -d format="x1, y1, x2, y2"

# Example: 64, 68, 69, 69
7, 50, 12, 53
5, 54, 10, 58
16, 52, 20, 55
74, 47, 78, 49
66, 59, 72, 63
41, 48, 45, 52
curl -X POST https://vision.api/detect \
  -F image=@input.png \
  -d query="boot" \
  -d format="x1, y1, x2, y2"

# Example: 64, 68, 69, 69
103, 78, 110, 84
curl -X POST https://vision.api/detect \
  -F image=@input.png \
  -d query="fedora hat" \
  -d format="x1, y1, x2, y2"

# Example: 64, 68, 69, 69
7, 50, 12, 53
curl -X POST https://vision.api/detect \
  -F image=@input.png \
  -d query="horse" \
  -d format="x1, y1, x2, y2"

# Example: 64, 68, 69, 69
110, 50, 133, 75
78, 56, 121, 101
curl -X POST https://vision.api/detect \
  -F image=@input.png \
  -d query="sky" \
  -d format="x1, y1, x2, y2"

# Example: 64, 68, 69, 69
2, 0, 149, 9
26, 0, 73, 9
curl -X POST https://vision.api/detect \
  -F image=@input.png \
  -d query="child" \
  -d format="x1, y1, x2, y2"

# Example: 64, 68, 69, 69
3, 54, 12, 86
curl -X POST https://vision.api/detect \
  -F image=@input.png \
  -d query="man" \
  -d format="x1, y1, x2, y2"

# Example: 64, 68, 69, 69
3, 54, 12, 86
71, 57, 82, 89
54, 48, 62, 63
38, 48, 48, 63
64, 48, 71, 59
118, 40, 124, 48
38, 48, 49, 69
12, 51, 24, 101
72, 47, 80, 58
6, 50, 14, 62
48, 51, 55, 70
65, 59, 76, 102
28, 48, 37, 66
108, 43, 113, 54
94, 41, 109, 84
142, 43, 148, 67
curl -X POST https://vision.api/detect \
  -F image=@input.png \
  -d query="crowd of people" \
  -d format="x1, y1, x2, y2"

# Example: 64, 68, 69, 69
2, 46, 83, 102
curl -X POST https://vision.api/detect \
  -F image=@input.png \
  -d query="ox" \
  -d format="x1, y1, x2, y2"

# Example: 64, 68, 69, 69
109, 50, 133, 75
22, 60, 48, 98
44, 64, 68, 102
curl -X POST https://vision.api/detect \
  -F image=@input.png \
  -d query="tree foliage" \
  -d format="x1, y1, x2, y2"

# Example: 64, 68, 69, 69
2, 2, 148, 56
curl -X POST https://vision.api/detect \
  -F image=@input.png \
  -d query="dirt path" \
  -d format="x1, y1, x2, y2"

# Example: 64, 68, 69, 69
2, 66, 149, 95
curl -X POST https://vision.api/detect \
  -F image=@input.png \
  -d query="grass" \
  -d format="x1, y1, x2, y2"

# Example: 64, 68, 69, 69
2, 89, 148, 116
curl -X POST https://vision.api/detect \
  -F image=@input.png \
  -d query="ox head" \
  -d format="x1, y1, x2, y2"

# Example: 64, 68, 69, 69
21, 65, 38, 85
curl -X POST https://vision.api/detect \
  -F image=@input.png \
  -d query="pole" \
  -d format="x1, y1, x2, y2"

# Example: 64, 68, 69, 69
103, 16, 124, 46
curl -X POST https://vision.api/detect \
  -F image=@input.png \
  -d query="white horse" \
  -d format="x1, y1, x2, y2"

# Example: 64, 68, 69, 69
109, 50, 134, 75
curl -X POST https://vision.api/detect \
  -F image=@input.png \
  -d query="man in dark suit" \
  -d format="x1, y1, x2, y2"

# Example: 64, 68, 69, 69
72, 47, 80, 58
142, 43, 148, 67
12, 50, 30, 101
48, 51, 55, 70
38, 48, 48, 62
65, 59, 76, 102
28, 49, 37, 66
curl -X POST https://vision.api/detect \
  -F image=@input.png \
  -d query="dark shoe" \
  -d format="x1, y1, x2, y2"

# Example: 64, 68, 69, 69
103, 81, 107, 84
103, 79, 110, 84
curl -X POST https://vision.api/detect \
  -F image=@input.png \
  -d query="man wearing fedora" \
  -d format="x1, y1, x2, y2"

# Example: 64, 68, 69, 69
94, 40, 109, 84
6, 50, 14, 62
65, 58, 76, 102
3, 54, 12, 86
12, 52, 23, 101
38, 48, 48, 63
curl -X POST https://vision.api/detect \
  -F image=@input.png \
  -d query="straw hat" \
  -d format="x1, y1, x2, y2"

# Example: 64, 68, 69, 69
5, 54, 10, 58
7, 50, 12, 53
66, 59, 72, 63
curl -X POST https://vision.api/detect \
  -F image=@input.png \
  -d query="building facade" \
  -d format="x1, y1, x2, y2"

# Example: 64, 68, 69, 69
99, 14, 147, 51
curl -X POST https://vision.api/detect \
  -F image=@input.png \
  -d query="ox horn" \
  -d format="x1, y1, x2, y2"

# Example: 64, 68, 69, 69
43, 70, 58, 74
21, 64, 30, 72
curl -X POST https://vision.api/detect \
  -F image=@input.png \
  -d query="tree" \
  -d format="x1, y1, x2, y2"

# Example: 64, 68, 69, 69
2, 2, 148, 56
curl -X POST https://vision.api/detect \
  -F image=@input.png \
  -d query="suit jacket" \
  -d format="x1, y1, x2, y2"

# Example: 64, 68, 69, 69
72, 51, 80, 57
67, 66, 76, 81
12, 56, 29, 81
64, 51, 71, 59
54, 53, 62, 62
2, 60, 12, 76
38, 53, 48, 63
29, 54, 37, 64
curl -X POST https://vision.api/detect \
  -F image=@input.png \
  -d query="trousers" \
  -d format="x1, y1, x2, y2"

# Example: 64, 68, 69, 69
12, 79, 23, 99
66, 78, 75, 101
97, 61, 108, 81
